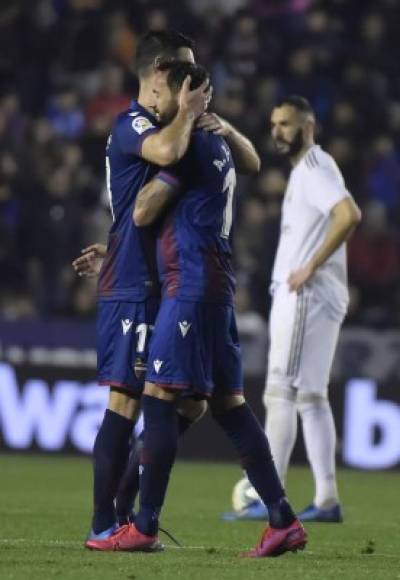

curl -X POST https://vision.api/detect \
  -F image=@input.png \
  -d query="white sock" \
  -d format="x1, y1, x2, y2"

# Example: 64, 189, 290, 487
263, 385, 298, 486
298, 394, 339, 508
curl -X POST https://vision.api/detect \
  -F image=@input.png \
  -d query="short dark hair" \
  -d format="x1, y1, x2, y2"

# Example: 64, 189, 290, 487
275, 95, 314, 115
158, 61, 209, 92
135, 30, 195, 77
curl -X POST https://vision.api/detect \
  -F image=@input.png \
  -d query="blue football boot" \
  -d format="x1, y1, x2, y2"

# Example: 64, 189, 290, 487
221, 500, 269, 521
85, 522, 119, 549
297, 503, 343, 523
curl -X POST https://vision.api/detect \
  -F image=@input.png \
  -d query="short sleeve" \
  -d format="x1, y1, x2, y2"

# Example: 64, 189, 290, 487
115, 113, 159, 156
155, 154, 190, 190
304, 163, 350, 216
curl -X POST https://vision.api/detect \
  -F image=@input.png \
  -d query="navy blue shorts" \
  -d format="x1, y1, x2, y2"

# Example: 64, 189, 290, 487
146, 298, 243, 398
97, 297, 159, 393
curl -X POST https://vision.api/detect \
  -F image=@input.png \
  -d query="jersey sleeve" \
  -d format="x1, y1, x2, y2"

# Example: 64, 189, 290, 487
115, 113, 159, 156
154, 155, 189, 190
304, 162, 350, 216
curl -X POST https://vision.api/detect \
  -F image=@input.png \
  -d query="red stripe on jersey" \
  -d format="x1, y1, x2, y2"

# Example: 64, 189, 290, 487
156, 170, 181, 189
159, 213, 180, 297
204, 246, 235, 302
98, 234, 118, 296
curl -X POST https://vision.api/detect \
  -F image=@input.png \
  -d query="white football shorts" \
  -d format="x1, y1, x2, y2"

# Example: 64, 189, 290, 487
265, 282, 342, 396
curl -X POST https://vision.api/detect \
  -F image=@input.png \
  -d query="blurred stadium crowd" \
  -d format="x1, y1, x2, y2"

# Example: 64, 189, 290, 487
0, 0, 399, 326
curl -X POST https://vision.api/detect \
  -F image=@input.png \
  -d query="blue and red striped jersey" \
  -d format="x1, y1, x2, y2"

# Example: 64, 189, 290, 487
98, 100, 161, 301
156, 129, 237, 304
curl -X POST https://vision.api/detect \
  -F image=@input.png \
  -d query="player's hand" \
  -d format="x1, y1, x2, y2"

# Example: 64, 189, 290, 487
72, 243, 107, 278
196, 113, 232, 136
179, 76, 212, 120
287, 262, 315, 293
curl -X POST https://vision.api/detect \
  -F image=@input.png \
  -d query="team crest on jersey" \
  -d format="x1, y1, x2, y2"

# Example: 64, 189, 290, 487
131, 116, 155, 135
178, 320, 192, 338
121, 319, 133, 335
153, 359, 163, 373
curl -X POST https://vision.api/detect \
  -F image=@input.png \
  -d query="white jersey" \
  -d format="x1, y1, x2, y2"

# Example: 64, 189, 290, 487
272, 145, 351, 321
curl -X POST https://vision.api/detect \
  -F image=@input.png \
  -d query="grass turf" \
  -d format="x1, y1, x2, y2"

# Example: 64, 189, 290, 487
0, 455, 399, 580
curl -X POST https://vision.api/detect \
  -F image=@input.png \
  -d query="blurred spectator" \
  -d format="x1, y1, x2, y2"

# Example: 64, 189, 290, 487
365, 135, 400, 216
46, 87, 85, 139
0, 0, 398, 326
347, 201, 400, 326
84, 64, 130, 131
22, 166, 83, 315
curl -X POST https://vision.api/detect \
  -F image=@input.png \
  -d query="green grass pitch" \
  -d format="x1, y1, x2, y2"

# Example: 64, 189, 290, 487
0, 455, 399, 580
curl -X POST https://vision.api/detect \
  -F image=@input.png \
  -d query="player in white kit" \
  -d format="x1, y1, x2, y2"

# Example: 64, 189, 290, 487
224, 96, 361, 523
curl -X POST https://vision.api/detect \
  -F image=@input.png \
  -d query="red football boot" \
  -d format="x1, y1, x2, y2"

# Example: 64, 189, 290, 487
244, 519, 307, 558
85, 523, 164, 552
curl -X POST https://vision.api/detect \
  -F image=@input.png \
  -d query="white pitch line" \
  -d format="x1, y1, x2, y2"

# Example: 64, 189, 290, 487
0, 539, 399, 559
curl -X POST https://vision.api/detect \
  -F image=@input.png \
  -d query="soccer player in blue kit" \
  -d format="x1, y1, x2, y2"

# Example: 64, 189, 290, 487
73, 31, 262, 552
77, 31, 212, 551
111, 61, 307, 557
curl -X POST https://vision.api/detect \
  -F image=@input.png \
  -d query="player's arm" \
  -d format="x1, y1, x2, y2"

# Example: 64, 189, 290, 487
133, 173, 180, 226
196, 113, 261, 174
288, 197, 362, 292
141, 77, 210, 167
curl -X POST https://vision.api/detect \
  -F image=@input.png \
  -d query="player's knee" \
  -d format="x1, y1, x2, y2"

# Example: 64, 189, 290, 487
109, 387, 141, 420
209, 393, 245, 416
143, 381, 178, 402
297, 391, 329, 416
263, 384, 297, 410
177, 398, 207, 423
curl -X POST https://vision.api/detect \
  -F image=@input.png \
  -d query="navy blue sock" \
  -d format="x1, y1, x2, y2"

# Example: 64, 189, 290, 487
116, 413, 192, 524
134, 395, 178, 536
92, 409, 134, 534
212, 403, 295, 528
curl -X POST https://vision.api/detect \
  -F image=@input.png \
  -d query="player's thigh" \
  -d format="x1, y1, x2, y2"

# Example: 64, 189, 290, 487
266, 283, 308, 390
97, 298, 159, 395
146, 298, 213, 395
108, 387, 141, 420
295, 300, 341, 396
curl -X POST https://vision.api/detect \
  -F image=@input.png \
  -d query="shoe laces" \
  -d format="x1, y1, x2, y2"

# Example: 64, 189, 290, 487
159, 525, 183, 548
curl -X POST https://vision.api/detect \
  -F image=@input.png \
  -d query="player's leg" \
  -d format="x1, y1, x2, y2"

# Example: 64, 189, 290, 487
134, 382, 180, 539
225, 284, 301, 520
115, 396, 207, 525
114, 296, 207, 523
211, 304, 306, 557
91, 388, 141, 535
86, 301, 144, 549
108, 298, 211, 550
263, 283, 305, 483
263, 384, 298, 485
295, 299, 342, 521
211, 394, 306, 558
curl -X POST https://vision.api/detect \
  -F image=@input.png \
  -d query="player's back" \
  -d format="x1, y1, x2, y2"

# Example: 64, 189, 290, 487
157, 129, 236, 303
99, 101, 160, 301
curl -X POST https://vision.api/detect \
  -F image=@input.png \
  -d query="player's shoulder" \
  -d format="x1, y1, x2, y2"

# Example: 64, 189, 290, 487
193, 129, 231, 159
302, 145, 343, 180
302, 145, 332, 171
114, 101, 157, 134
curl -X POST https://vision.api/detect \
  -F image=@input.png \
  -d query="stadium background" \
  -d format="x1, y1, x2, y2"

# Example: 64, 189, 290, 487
0, 0, 399, 469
